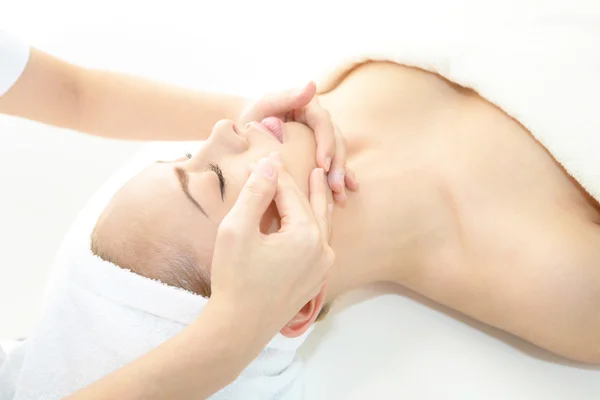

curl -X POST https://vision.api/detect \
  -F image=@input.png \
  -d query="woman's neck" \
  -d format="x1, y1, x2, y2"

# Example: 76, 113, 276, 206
318, 61, 467, 301
324, 149, 457, 301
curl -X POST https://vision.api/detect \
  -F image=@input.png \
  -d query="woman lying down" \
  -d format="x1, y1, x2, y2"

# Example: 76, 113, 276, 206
98, 59, 600, 359
3, 59, 600, 399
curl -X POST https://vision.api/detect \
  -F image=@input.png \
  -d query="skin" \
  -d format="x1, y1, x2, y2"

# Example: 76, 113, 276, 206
94, 61, 600, 364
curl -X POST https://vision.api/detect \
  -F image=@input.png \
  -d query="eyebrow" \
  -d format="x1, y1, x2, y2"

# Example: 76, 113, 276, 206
174, 167, 209, 218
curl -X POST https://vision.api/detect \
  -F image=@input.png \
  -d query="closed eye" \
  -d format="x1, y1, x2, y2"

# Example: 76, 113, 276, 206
207, 162, 226, 201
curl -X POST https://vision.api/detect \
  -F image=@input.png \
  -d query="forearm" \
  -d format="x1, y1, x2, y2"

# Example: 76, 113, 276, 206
76, 66, 247, 141
68, 298, 266, 400
0, 48, 248, 141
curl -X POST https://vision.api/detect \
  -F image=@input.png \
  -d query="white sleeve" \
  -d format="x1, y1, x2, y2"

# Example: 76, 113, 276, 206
0, 30, 30, 97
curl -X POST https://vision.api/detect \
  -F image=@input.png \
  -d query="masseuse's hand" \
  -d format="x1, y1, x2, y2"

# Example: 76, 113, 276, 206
210, 153, 334, 338
239, 81, 359, 204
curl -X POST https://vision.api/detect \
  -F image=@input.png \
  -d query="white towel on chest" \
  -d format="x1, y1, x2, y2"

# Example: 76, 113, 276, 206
0, 142, 309, 400
314, 1, 600, 202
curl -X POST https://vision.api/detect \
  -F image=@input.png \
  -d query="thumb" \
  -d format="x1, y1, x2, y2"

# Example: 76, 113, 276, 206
227, 157, 279, 232
259, 81, 317, 117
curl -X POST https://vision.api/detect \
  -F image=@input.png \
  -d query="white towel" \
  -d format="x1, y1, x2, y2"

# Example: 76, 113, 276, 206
313, 1, 600, 202
0, 142, 310, 400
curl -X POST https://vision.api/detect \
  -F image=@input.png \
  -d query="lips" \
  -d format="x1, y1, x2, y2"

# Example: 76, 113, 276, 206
260, 117, 284, 143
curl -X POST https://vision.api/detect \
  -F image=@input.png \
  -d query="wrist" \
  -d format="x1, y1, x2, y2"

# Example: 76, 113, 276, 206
191, 296, 271, 366
227, 96, 251, 123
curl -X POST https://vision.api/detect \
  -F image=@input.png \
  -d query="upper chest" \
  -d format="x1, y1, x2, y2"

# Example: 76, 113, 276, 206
323, 60, 600, 262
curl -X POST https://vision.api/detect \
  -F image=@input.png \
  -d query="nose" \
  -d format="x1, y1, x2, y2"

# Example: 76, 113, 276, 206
213, 119, 237, 134
209, 119, 248, 153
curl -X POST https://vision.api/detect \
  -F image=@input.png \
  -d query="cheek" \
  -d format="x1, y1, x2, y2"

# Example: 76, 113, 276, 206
219, 158, 256, 208
279, 130, 317, 195
220, 163, 281, 234
280, 151, 316, 196
222, 171, 250, 213
259, 202, 281, 234
199, 189, 279, 274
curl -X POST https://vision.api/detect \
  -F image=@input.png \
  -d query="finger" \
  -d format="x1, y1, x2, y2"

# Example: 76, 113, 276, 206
309, 168, 331, 240
333, 191, 347, 206
273, 164, 313, 231
327, 124, 347, 197
257, 81, 317, 119
304, 99, 336, 172
226, 157, 278, 231
344, 168, 360, 191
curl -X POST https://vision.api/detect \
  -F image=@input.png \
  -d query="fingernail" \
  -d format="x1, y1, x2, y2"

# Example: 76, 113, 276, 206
328, 203, 334, 214
256, 158, 275, 178
293, 85, 306, 97
325, 157, 332, 171
330, 170, 344, 187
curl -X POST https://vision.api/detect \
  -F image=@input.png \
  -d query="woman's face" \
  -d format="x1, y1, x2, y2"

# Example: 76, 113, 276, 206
182, 118, 318, 221
98, 118, 318, 271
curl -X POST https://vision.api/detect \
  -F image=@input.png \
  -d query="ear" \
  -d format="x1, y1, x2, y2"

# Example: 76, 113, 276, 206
280, 286, 327, 338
